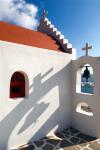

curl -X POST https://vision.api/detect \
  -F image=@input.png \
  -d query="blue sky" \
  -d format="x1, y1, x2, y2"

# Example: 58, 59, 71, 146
29, 0, 100, 57
0, 0, 100, 57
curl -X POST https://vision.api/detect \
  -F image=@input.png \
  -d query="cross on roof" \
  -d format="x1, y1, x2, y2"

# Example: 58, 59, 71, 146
82, 43, 92, 56
42, 10, 48, 18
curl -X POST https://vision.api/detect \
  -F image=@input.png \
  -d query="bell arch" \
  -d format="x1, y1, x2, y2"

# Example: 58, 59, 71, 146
76, 64, 94, 94
81, 64, 94, 94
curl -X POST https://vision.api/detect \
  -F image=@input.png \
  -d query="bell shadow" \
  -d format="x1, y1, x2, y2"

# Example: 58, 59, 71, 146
0, 63, 72, 150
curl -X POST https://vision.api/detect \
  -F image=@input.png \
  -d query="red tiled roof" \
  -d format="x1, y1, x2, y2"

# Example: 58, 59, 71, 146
0, 21, 65, 52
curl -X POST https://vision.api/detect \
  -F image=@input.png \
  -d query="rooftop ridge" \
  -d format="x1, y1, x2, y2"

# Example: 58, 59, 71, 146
38, 17, 76, 54
0, 21, 65, 52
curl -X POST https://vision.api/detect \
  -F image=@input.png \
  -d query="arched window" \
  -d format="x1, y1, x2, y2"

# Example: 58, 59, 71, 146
10, 72, 25, 98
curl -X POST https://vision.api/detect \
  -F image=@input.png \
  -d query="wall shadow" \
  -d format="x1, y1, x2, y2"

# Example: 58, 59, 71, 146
0, 63, 72, 150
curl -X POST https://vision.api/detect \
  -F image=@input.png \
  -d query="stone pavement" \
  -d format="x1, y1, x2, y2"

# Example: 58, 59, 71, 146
13, 127, 100, 150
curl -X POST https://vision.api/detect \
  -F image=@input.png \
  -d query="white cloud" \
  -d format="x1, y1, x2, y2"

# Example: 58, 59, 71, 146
0, 0, 38, 30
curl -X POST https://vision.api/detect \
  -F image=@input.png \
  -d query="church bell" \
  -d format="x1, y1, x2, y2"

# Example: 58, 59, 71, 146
82, 66, 90, 82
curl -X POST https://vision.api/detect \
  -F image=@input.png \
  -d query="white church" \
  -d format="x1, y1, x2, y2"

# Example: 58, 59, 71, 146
0, 11, 100, 149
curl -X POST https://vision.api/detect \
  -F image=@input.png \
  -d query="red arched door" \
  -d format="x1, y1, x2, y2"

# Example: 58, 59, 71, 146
10, 72, 25, 98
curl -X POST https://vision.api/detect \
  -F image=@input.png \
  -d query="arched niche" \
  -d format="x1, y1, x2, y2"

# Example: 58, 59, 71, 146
76, 64, 95, 94
76, 102, 93, 116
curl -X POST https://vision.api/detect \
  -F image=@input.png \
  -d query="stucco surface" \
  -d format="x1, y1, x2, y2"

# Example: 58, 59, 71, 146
0, 40, 73, 149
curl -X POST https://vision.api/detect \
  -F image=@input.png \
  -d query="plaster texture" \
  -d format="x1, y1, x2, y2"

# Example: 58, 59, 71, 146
0, 40, 73, 149
0, 40, 99, 150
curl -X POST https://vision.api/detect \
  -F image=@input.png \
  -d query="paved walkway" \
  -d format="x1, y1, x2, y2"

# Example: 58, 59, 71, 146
14, 127, 100, 150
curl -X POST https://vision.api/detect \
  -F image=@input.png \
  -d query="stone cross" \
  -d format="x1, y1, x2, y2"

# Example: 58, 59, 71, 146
42, 10, 48, 18
82, 43, 92, 56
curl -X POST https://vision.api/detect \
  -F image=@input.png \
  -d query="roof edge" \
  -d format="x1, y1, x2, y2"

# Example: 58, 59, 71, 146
38, 13, 76, 54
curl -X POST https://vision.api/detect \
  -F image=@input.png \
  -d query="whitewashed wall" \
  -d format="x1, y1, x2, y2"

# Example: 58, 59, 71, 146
72, 56, 100, 138
0, 40, 73, 149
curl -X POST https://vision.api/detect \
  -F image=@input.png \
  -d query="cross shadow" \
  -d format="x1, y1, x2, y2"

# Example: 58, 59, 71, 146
0, 62, 72, 150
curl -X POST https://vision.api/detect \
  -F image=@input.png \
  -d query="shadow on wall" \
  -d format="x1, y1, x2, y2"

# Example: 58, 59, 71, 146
0, 63, 72, 150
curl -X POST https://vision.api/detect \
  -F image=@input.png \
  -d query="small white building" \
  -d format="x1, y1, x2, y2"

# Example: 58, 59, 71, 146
0, 13, 99, 149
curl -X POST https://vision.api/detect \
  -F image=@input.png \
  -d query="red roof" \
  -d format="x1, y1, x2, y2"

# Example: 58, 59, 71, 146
0, 21, 65, 52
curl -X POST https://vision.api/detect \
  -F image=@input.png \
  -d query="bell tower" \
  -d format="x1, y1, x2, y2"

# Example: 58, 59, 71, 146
71, 43, 100, 138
